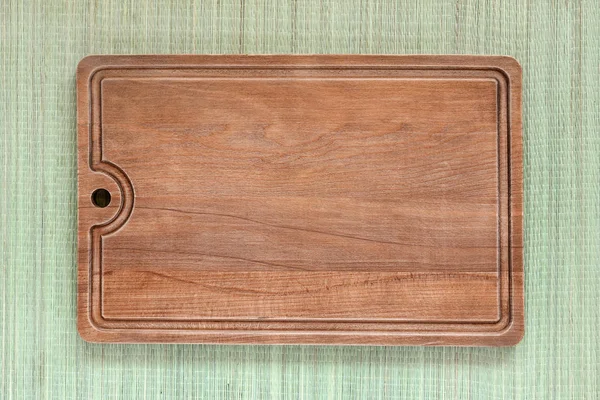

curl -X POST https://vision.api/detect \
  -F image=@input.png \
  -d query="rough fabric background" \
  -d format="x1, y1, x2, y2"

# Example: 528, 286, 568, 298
1, 0, 599, 398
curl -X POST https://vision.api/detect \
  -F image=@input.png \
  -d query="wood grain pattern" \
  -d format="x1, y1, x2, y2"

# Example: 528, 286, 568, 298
77, 55, 523, 345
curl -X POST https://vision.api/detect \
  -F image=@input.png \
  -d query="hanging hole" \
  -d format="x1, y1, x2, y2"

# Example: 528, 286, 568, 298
91, 188, 111, 208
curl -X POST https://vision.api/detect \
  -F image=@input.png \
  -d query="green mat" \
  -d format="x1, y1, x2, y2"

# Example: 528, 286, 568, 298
1, 0, 599, 398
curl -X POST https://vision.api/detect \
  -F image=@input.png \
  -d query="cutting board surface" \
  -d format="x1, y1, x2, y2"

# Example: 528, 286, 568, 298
77, 55, 523, 345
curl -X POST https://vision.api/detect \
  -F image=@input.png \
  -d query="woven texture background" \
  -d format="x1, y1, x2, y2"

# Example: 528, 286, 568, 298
1, 0, 599, 398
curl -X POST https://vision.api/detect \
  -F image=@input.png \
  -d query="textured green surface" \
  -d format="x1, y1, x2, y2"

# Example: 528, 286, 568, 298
1, 0, 599, 398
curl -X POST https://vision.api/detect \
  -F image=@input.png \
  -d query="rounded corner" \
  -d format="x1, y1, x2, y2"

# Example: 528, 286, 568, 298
77, 316, 104, 343
502, 55, 522, 69
77, 55, 103, 79
495, 56, 522, 80
497, 319, 525, 346
512, 325, 525, 346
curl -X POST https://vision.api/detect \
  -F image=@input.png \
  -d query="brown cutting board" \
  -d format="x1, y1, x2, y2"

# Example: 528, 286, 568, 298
77, 55, 523, 345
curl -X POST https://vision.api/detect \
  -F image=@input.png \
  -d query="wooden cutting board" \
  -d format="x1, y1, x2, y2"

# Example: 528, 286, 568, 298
77, 55, 523, 345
